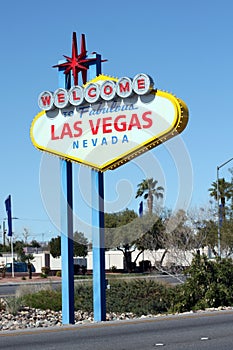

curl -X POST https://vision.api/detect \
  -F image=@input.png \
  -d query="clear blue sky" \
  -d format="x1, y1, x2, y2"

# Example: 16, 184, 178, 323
0, 0, 232, 243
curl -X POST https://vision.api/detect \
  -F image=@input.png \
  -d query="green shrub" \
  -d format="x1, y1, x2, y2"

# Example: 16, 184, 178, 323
23, 290, 62, 311
21, 256, 233, 317
106, 279, 172, 315
5, 296, 23, 315
41, 266, 50, 275
170, 254, 233, 313
21, 279, 172, 316
110, 265, 117, 272
56, 270, 61, 277
74, 283, 93, 312
16, 283, 52, 298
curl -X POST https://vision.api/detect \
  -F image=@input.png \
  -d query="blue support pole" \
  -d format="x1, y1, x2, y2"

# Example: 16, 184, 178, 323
92, 170, 106, 321
58, 63, 74, 325
60, 160, 74, 324
88, 54, 106, 321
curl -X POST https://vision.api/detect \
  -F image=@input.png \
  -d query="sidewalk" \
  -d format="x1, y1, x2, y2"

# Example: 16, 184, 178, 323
0, 274, 61, 284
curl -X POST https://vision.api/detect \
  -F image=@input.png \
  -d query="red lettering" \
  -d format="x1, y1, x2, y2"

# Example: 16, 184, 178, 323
72, 91, 80, 101
104, 85, 113, 95
89, 119, 101, 135
114, 115, 127, 132
128, 114, 142, 131
51, 125, 59, 140
57, 93, 65, 103
137, 79, 145, 90
73, 121, 83, 137
60, 123, 73, 139
142, 111, 153, 128
119, 81, 130, 92
103, 117, 112, 133
88, 87, 96, 98
41, 95, 51, 106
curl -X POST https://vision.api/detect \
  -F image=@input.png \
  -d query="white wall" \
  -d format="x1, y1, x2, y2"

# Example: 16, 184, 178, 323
0, 254, 17, 267
87, 250, 123, 270
2, 247, 210, 273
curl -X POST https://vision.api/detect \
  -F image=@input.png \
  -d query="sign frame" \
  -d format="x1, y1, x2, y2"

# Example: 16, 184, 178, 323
31, 76, 188, 172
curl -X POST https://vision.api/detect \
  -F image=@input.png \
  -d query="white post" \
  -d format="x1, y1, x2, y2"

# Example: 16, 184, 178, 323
11, 236, 14, 278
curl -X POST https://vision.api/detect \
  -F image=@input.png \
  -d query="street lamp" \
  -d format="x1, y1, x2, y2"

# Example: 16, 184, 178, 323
217, 157, 233, 257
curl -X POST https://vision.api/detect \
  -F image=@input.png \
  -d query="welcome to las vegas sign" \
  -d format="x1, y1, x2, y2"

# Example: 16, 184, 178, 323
30, 73, 188, 171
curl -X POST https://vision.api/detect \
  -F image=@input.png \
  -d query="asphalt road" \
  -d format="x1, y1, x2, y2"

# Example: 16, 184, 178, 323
0, 274, 185, 297
0, 280, 61, 297
1, 310, 233, 349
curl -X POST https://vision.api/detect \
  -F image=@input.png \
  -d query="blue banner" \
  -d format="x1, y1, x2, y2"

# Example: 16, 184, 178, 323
5, 195, 12, 237
139, 201, 143, 217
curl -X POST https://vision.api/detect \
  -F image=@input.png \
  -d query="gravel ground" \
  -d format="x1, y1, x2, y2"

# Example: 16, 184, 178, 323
0, 302, 233, 332
0, 306, 140, 331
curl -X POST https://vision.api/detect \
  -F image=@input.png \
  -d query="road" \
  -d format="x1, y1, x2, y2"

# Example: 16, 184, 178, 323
0, 310, 233, 349
0, 274, 185, 297
0, 280, 61, 297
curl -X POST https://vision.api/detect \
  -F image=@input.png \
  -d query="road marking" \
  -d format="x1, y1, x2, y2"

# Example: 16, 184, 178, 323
201, 337, 209, 341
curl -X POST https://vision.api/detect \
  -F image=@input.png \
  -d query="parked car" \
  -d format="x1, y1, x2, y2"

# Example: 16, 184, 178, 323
4, 262, 35, 273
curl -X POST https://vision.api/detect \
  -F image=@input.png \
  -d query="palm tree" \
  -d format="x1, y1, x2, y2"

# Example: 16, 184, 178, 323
208, 178, 233, 220
135, 178, 164, 215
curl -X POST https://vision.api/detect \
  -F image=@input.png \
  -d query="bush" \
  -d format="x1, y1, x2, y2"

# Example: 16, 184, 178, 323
16, 282, 52, 298
23, 290, 62, 311
41, 266, 50, 275
106, 279, 172, 315
21, 279, 172, 316
170, 254, 233, 313
21, 256, 233, 317
74, 283, 93, 312
110, 265, 117, 272
40, 273, 48, 278
56, 270, 61, 277
4, 296, 23, 315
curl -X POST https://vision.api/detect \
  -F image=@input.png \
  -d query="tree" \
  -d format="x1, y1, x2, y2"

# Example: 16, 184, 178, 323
195, 220, 218, 255
73, 231, 88, 257
105, 209, 161, 272
134, 216, 166, 266
30, 240, 41, 248
105, 209, 138, 272
196, 218, 233, 257
105, 209, 138, 271
105, 209, 138, 251
22, 228, 30, 244
49, 236, 61, 258
49, 232, 88, 259
135, 178, 164, 214
208, 178, 233, 220
0, 243, 11, 253
229, 167, 233, 213
147, 210, 196, 275
14, 240, 26, 260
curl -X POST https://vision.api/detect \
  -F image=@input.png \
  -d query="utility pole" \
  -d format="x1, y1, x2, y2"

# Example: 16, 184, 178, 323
216, 157, 233, 257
